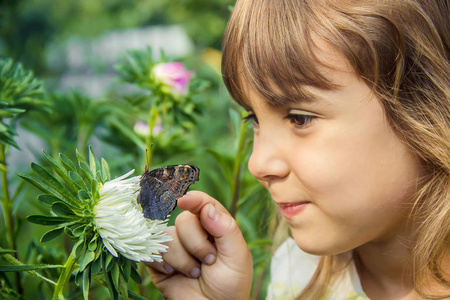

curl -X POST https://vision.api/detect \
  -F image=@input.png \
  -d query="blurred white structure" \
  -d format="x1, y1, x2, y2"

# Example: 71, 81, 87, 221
47, 25, 194, 96
9, 25, 193, 171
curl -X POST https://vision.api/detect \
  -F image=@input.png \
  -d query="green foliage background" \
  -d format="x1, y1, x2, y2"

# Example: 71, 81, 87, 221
0, 0, 276, 299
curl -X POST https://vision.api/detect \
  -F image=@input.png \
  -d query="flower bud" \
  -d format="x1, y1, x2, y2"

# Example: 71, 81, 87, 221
152, 62, 194, 96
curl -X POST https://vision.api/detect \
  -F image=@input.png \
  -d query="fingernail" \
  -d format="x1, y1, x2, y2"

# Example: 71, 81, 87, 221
164, 263, 174, 274
207, 203, 217, 221
190, 267, 201, 278
204, 254, 216, 265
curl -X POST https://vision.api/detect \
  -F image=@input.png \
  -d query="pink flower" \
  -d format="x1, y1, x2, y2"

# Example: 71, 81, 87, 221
152, 62, 194, 96
133, 121, 150, 136
133, 121, 163, 137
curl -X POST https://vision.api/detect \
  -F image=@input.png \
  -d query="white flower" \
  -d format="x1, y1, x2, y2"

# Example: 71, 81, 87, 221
94, 169, 172, 262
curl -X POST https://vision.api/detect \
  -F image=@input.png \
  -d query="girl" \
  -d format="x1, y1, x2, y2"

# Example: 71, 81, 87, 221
146, 0, 450, 299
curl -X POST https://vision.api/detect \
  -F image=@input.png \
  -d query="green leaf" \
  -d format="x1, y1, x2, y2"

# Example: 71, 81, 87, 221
105, 253, 114, 272
70, 171, 88, 190
88, 236, 98, 252
104, 269, 119, 300
120, 259, 131, 282
0, 107, 25, 117
72, 239, 85, 259
129, 266, 142, 284
74, 269, 83, 287
0, 249, 16, 255
128, 290, 148, 300
91, 254, 102, 275
79, 250, 95, 271
24, 163, 79, 207
42, 150, 80, 194
77, 189, 91, 201
0, 248, 57, 285
17, 172, 64, 201
119, 273, 129, 300
90, 179, 99, 200
37, 194, 63, 208
111, 263, 120, 295
0, 264, 63, 272
72, 225, 86, 237
101, 158, 111, 182
64, 227, 77, 240
76, 149, 88, 167
0, 57, 45, 148
27, 215, 76, 226
78, 161, 94, 183
88, 147, 97, 179
30, 163, 78, 203
59, 153, 77, 172
118, 254, 126, 267
103, 253, 119, 300
82, 268, 90, 300
52, 202, 77, 216
40, 227, 64, 242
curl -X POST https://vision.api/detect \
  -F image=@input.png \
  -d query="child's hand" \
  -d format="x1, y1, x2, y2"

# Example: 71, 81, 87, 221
145, 191, 253, 300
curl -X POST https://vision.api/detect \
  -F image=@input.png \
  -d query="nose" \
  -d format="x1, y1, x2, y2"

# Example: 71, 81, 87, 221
248, 132, 290, 183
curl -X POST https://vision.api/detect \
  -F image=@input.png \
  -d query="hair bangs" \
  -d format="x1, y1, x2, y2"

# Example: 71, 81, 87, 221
222, 0, 336, 109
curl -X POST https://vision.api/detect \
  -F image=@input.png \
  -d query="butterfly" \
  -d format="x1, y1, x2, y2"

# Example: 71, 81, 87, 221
137, 164, 200, 220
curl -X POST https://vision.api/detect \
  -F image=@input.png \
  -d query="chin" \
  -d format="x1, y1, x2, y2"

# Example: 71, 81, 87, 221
291, 233, 352, 256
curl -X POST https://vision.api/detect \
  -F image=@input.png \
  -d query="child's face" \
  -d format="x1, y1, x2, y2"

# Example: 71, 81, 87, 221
244, 43, 424, 255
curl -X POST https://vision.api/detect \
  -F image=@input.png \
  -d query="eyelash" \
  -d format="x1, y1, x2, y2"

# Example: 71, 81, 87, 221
284, 113, 316, 128
243, 112, 316, 128
243, 114, 258, 124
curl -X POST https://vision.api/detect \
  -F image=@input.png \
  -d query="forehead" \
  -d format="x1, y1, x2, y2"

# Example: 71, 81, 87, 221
236, 38, 355, 110
221, 2, 361, 110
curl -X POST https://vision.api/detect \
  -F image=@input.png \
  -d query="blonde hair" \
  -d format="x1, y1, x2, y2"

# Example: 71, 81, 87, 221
222, 0, 450, 298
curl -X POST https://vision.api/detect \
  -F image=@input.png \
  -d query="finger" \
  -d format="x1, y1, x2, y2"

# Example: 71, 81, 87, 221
176, 211, 217, 265
143, 227, 177, 275
180, 191, 252, 269
178, 191, 230, 216
144, 260, 174, 276
199, 203, 251, 263
159, 226, 202, 278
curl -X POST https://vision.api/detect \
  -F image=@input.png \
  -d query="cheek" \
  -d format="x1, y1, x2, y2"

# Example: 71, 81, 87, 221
293, 129, 420, 210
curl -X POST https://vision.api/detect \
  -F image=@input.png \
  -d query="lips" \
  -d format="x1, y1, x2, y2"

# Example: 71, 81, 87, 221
277, 201, 310, 218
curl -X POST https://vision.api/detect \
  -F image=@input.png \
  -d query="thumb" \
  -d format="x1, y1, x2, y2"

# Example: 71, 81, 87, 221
178, 191, 251, 265
200, 203, 251, 266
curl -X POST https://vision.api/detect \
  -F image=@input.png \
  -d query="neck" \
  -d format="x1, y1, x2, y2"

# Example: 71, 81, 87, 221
356, 239, 415, 298
355, 231, 450, 300
354, 217, 423, 300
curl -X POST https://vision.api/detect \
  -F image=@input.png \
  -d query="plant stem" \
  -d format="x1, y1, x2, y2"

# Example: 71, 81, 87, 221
1, 250, 57, 286
0, 144, 14, 251
52, 253, 77, 300
77, 123, 90, 157
229, 120, 249, 218
145, 106, 159, 168
0, 143, 22, 293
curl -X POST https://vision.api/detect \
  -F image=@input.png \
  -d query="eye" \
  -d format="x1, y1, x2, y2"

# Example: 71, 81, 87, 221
243, 112, 259, 126
284, 110, 317, 128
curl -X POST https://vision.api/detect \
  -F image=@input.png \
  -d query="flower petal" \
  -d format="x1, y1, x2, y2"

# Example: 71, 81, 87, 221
95, 170, 172, 262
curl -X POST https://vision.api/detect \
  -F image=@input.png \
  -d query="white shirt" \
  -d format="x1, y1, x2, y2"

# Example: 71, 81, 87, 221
266, 238, 368, 300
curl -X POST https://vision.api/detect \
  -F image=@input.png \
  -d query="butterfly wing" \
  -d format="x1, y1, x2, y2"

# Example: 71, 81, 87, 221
138, 165, 200, 220
148, 165, 200, 198
137, 175, 178, 220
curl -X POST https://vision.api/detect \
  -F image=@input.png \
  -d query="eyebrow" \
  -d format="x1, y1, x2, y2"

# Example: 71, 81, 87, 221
239, 79, 339, 112
276, 86, 335, 108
